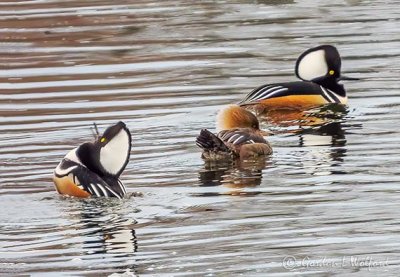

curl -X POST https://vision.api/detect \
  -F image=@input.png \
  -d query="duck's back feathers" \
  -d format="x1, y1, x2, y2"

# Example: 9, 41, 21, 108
196, 128, 272, 161
240, 81, 321, 104
239, 81, 346, 109
218, 129, 266, 145
218, 129, 272, 158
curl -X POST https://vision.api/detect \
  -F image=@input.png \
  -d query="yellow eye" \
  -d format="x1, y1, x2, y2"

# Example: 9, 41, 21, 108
329, 70, 335, 75
100, 137, 106, 143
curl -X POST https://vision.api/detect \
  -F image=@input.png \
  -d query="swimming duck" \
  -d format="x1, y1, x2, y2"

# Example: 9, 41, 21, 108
239, 45, 358, 111
196, 105, 272, 160
53, 121, 131, 199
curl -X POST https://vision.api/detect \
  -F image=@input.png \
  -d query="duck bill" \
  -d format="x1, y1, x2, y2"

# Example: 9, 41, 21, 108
338, 75, 359, 81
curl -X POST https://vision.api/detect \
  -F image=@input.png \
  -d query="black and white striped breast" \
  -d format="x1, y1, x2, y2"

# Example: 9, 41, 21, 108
319, 86, 346, 104
54, 155, 126, 199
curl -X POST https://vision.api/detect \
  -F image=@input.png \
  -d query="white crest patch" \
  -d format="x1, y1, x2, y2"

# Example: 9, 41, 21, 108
55, 147, 83, 176
100, 129, 130, 175
297, 49, 328, 81
64, 148, 83, 165
54, 164, 78, 176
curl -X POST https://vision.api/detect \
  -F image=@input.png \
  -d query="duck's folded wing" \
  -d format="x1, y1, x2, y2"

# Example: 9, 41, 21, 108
239, 81, 325, 105
217, 129, 266, 146
54, 159, 123, 199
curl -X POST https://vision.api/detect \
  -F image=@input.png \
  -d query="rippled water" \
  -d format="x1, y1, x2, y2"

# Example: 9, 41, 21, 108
1, 0, 400, 276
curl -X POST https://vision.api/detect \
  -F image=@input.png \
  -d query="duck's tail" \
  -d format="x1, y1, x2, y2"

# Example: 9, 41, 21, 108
196, 129, 230, 153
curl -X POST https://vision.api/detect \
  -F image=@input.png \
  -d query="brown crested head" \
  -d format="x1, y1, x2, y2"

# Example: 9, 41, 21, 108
216, 104, 260, 132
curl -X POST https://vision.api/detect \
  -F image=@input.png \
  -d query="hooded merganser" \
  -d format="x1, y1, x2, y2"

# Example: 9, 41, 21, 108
239, 45, 358, 110
53, 121, 131, 199
196, 105, 272, 160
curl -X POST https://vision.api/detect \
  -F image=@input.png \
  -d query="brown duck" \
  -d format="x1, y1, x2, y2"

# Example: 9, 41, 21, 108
196, 105, 272, 160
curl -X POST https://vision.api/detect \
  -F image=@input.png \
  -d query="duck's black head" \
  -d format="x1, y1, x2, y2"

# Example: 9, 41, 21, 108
295, 45, 356, 97
77, 121, 132, 178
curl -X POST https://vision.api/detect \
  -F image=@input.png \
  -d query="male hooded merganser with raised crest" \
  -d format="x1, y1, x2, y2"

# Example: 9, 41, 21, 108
196, 105, 272, 160
53, 121, 131, 199
239, 45, 358, 111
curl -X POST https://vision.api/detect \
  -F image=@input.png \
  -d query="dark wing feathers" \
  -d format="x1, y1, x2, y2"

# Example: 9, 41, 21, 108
196, 129, 231, 153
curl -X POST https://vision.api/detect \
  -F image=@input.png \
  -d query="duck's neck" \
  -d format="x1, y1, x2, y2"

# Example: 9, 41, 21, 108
313, 77, 346, 97
76, 143, 105, 177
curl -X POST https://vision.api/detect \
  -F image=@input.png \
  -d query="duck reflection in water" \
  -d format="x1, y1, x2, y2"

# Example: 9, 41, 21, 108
198, 157, 272, 192
258, 103, 353, 177
299, 121, 346, 148
293, 121, 353, 176
79, 199, 138, 254
255, 103, 349, 128
61, 197, 139, 273
293, 104, 350, 151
